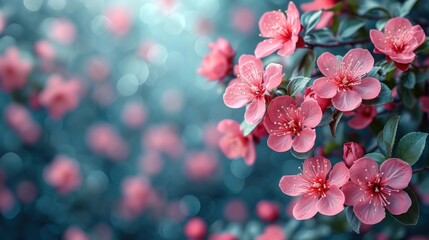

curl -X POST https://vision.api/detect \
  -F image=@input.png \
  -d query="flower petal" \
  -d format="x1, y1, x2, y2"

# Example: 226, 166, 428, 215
317, 185, 345, 216
303, 156, 331, 179
244, 137, 256, 165
384, 17, 413, 38
343, 48, 374, 78
342, 181, 363, 206
370, 30, 388, 52
277, 39, 296, 56
266, 95, 296, 120
279, 175, 308, 196
217, 119, 241, 134
239, 56, 264, 85
313, 77, 338, 98
223, 83, 251, 108
267, 134, 293, 152
264, 63, 283, 91
380, 158, 412, 189
317, 52, 341, 77
301, 99, 323, 128
292, 128, 316, 153
332, 90, 362, 112
328, 162, 350, 187
385, 190, 412, 215
245, 99, 266, 124
292, 194, 318, 220
353, 77, 381, 100
354, 200, 386, 225
258, 11, 287, 38
255, 39, 283, 59
286, 2, 300, 29
349, 158, 378, 184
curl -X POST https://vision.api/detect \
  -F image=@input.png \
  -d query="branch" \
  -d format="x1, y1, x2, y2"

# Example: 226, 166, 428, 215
305, 38, 370, 48
413, 166, 429, 174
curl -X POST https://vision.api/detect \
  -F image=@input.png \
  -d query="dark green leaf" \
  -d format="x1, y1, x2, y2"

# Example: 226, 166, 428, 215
366, 66, 382, 78
338, 19, 366, 39
381, 115, 400, 157
329, 111, 343, 138
401, 88, 416, 109
391, 187, 419, 225
301, 10, 323, 34
319, 108, 334, 127
399, 0, 417, 17
291, 148, 314, 159
362, 83, 392, 106
416, 38, 429, 54
357, 1, 391, 16
287, 76, 311, 96
297, 50, 316, 77
240, 120, 260, 136
401, 72, 416, 89
396, 132, 428, 165
364, 152, 387, 162
345, 206, 361, 234
377, 131, 389, 157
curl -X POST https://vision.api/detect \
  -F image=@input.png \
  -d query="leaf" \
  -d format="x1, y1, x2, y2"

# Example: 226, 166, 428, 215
366, 66, 382, 78
329, 110, 343, 138
415, 37, 429, 54
380, 115, 400, 157
357, 1, 391, 17
400, 88, 416, 109
362, 83, 392, 106
391, 187, 419, 225
396, 132, 428, 166
319, 108, 335, 127
364, 152, 387, 162
297, 50, 315, 77
328, 2, 343, 12
401, 72, 416, 89
345, 206, 361, 234
399, 0, 417, 17
338, 19, 366, 39
287, 76, 311, 96
291, 148, 314, 160
240, 120, 260, 136
375, 18, 388, 30
301, 10, 323, 34
379, 61, 396, 76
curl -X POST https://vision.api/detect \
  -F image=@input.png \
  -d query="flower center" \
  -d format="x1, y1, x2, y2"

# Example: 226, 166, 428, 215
311, 177, 329, 197
270, 105, 304, 137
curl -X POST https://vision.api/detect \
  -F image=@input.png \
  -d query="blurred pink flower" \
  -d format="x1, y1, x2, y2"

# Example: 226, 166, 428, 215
87, 57, 110, 81
104, 5, 133, 37
421, 96, 429, 119
264, 96, 322, 153
370, 17, 426, 71
34, 40, 55, 61
16, 181, 37, 204
255, 2, 303, 58
342, 158, 412, 224
184, 217, 207, 240
223, 199, 248, 223
198, 38, 235, 81
0, 187, 15, 214
63, 226, 89, 240
120, 177, 152, 217
87, 123, 128, 161
202, 122, 223, 149
231, 7, 255, 33
301, 0, 336, 29
346, 105, 377, 129
279, 157, 349, 219
44, 155, 82, 195
217, 119, 256, 165
343, 142, 365, 168
304, 86, 331, 112
39, 75, 83, 119
313, 48, 381, 111
256, 200, 280, 222
139, 151, 164, 176
185, 151, 219, 181
5, 104, 41, 144
121, 101, 146, 128
49, 18, 76, 44
256, 225, 286, 240
142, 124, 184, 158
223, 55, 283, 124
0, 47, 32, 92
209, 233, 238, 240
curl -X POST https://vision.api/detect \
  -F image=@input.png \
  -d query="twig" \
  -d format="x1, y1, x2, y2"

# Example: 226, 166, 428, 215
305, 38, 370, 48
413, 166, 429, 174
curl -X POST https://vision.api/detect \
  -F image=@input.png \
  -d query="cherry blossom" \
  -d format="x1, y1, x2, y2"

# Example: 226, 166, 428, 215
342, 158, 412, 225
0, 47, 32, 92
343, 142, 365, 168
279, 157, 350, 219
313, 48, 381, 112
44, 155, 82, 195
255, 1, 303, 58
217, 119, 256, 165
184, 217, 207, 239
256, 225, 286, 240
346, 104, 377, 129
256, 200, 280, 222
199, 38, 235, 81
301, 0, 337, 29
370, 17, 426, 71
421, 96, 429, 119
224, 54, 283, 124
264, 96, 322, 153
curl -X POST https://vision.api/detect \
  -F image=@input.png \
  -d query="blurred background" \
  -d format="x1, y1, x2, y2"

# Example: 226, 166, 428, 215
0, 0, 428, 239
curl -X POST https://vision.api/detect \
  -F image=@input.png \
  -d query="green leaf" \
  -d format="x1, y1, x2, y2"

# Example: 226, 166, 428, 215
400, 88, 416, 109
287, 76, 311, 96
328, 2, 343, 12
362, 83, 392, 106
357, 1, 391, 17
291, 148, 314, 160
301, 10, 323, 35
297, 50, 316, 77
416, 37, 429, 54
401, 72, 416, 89
329, 110, 343, 138
338, 19, 366, 39
366, 66, 382, 78
345, 206, 361, 234
375, 18, 388, 30
391, 187, 419, 225
396, 132, 428, 165
319, 108, 334, 127
364, 152, 387, 162
381, 115, 400, 157
240, 120, 260, 136
399, 0, 417, 17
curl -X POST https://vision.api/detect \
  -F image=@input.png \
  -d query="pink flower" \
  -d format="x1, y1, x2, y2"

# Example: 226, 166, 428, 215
120, 177, 153, 218
209, 233, 238, 240
304, 86, 331, 112
343, 142, 365, 168
342, 158, 412, 225
87, 57, 110, 81
421, 96, 429, 119
39, 75, 83, 119
0, 47, 32, 92
279, 157, 350, 220
34, 40, 56, 61
44, 155, 82, 195
139, 151, 164, 176
223, 199, 248, 222
87, 123, 128, 161
256, 225, 286, 240
217, 119, 256, 165
121, 101, 146, 128
301, 0, 336, 29
63, 226, 89, 240
255, 2, 303, 58
4, 104, 41, 144
185, 151, 219, 181
104, 5, 133, 37
49, 18, 76, 45
184, 217, 207, 239
256, 200, 280, 222
198, 38, 235, 81
313, 48, 381, 112
224, 55, 283, 124
370, 17, 426, 71
264, 96, 322, 153
231, 7, 255, 33
142, 124, 184, 158
346, 104, 377, 129
16, 181, 37, 204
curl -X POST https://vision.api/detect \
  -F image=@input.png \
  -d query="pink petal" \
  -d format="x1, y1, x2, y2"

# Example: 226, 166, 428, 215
370, 30, 388, 52
316, 185, 345, 216
332, 90, 362, 112
380, 158, 412, 189
219, 136, 241, 159
267, 134, 293, 152
238, 54, 264, 71
244, 137, 256, 165
385, 190, 412, 215
239, 59, 264, 86
420, 96, 429, 112
279, 175, 308, 196
277, 39, 296, 57
217, 119, 241, 134
292, 194, 318, 220
292, 128, 316, 153
258, 11, 287, 38
286, 2, 301, 30
342, 182, 363, 206
384, 17, 413, 37
328, 162, 350, 187
390, 52, 416, 64
342, 48, 374, 78
353, 77, 381, 100
354, 200, 386, 225
255, 39, 283, 59
313, 77, 338, 98
301, 99, 323, 128
303, 156, 331, 179
266, 95, 296, 120
245, 99, 266, 124
317, 52, 340, 77
223, 83, 251, 108
349, 158, 378, 184
410, 25, 426, 46
348, 114, 373, 129
264, 63, 283, 91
